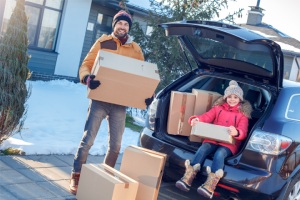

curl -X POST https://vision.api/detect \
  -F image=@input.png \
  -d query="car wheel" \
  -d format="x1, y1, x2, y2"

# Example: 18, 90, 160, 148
284, 172, 300, 200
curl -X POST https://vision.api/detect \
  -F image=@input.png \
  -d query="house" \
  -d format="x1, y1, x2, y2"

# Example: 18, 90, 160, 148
1, 0, 299, 82
240, 4, 300, 81
0, 0, 149, 82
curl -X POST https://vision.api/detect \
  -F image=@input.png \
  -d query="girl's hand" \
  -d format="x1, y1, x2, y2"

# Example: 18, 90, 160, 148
190, 118, 199, 126
228, 126, 238, 136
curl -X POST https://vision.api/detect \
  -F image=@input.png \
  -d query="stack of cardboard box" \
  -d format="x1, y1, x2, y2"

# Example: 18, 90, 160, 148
76, 145, 167, 200
78, 51, 165, 199
120, 146, 167, 200
76, 163, 139, 200
167, 91, 196, 136
167, 89, 235, 144
167, 89, 221, 138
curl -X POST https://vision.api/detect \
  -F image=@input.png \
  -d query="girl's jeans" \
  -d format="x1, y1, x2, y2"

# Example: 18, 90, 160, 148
191, 142, 232, 173
72, 100, 126, 173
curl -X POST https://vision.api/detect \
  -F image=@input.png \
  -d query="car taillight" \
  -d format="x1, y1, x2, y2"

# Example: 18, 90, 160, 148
245, 130, 292, 155
146, 98, 158, 131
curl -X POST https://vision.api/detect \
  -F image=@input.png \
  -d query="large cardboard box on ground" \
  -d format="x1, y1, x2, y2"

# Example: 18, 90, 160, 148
76, 163, 139, 200
191, 122, 235, 144
120, 145, 167, 200
192, 89, 222, 115
88, 50, 160, 110
167, 91, 196, 136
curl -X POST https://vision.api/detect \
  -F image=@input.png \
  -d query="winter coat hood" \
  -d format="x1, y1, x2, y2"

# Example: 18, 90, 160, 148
213, 97, 253, 119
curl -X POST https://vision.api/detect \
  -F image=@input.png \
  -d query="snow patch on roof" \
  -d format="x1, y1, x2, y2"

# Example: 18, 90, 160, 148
128, 0, 150, 9
249, 30, 276, 38
267, 24, 291, 38
248, 30, 300, 52
276, 42, 300, 53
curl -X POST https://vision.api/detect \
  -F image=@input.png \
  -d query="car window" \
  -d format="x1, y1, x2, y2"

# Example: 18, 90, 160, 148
186, 35, 274, 74
182, 77, 228, 95
286, 94, 300, 121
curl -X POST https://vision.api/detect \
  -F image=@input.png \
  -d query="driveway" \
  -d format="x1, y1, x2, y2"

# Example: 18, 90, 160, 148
0, 154, 212, 199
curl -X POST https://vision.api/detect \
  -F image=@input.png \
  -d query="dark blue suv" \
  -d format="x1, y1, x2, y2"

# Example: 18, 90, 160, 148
140, 20, 300, 200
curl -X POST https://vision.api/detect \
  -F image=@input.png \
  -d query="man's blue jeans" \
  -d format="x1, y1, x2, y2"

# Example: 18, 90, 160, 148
72, 100, 126, 173
190, 142, 232, 173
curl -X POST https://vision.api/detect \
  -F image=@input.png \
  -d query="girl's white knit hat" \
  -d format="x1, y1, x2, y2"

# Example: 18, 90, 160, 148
223, 80, 243, 101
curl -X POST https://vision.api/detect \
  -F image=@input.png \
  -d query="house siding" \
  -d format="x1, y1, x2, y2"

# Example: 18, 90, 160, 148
79, 3, 149, 68
79, 3, 99, 67
1, 0, 149, 82
283, 55, 294, 79
132, 13, 148, 33
79, 3, 123, 67
27, 49, 58, 75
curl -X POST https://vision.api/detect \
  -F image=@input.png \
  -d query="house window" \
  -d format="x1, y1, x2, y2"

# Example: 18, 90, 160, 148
146, 26, 153, 36
1, 0, 64, 51
93, 13, 113, 42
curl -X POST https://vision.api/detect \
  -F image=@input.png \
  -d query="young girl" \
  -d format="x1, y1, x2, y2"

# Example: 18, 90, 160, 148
175, 80, 252, 199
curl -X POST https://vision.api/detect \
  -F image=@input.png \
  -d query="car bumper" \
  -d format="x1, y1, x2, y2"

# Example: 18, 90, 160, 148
139, 127, 288, 200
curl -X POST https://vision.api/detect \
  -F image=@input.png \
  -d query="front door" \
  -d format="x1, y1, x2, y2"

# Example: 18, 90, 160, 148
93, 12, 113, 42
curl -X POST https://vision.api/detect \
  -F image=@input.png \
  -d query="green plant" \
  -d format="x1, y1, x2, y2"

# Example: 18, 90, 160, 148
125, 114, 144, 132
0, 147, 25, 155
0, 0, 31, 144
128, 0, 243, 92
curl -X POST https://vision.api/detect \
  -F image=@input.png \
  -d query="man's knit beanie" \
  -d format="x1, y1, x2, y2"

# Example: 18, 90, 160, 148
112, 10, 132, 30
223, 80, 244, 101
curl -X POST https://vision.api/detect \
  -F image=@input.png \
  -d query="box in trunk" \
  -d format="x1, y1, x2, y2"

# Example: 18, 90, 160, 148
191, 122, 235, 144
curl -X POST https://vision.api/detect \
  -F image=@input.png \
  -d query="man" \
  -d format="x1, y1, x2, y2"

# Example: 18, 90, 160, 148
69, 10, 146, 195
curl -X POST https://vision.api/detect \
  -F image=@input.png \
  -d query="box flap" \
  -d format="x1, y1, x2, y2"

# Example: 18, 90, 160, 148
77, 164, 138, 200
120, 145, 167, 200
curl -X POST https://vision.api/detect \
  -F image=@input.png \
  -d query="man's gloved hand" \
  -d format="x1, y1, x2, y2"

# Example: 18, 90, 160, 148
145, 96, 154, 107
83, 75, 101, 90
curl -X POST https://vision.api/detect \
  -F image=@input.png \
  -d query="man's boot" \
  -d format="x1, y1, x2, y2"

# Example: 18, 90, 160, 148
69, 172, 80, 195
197, 166, 224, 199
175, 160, 200, 192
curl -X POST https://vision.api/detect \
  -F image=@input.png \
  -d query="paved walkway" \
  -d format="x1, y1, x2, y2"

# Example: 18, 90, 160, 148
0, 154, 203, 200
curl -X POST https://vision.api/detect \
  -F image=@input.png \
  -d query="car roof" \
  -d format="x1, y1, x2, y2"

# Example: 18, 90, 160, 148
160, 20, 284, 90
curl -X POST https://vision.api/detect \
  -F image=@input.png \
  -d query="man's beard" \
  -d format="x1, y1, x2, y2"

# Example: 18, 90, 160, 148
114, 28, 128, 38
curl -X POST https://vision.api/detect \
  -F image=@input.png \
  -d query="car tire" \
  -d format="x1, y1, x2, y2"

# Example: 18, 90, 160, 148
283, 171, 300, 200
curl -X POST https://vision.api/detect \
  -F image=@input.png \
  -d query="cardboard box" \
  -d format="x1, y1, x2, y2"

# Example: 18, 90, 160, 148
88, 50, 160, 110
192, 89, 222, 115
120, 145, 167, 200
76, 163, 139, 200
189, 134, 203, 143
167, 91, 196, 136
191, 122, 235, 144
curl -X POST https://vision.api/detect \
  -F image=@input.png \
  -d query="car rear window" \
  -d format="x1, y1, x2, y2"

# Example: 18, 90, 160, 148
187, 36, 274, 74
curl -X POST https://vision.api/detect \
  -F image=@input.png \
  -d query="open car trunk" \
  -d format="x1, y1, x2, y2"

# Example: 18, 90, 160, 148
154, 75, 272, 156
149, 21, 282, 157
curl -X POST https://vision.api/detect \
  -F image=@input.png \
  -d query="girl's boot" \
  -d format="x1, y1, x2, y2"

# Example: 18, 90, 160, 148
175, 160, 200, 192
197, 166, 224, 198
